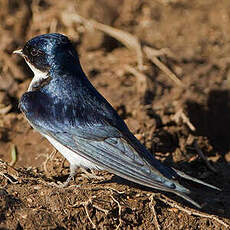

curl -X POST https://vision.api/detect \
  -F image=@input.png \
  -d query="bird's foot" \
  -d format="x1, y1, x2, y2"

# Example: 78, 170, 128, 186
80, 168, 104, 180
48, 174, 74, 188
49, 164, 79, 188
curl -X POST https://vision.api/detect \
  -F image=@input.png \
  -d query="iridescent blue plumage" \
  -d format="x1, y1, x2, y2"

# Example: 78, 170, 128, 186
17, 33, 220, 208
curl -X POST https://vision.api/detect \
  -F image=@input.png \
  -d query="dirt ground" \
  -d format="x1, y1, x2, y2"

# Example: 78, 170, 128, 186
0, 0, 230, 229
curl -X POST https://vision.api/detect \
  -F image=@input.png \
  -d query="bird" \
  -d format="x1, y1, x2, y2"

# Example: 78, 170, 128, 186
13, 33, 220, 208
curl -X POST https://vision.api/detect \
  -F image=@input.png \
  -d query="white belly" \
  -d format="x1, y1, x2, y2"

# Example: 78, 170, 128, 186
44, 134, 98, 169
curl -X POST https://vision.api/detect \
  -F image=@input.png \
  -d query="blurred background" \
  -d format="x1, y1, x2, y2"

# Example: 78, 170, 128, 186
0, 0, 230, 229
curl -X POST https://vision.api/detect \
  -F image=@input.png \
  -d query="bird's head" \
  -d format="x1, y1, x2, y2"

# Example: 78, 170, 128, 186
13, 33, 80, 91
14, 33, 78, 72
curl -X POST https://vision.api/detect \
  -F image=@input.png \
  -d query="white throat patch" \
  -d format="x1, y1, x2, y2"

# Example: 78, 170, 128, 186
25, 60, 49, 91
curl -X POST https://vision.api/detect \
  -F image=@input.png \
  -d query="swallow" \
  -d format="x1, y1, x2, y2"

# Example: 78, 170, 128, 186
13, 33, 220, 208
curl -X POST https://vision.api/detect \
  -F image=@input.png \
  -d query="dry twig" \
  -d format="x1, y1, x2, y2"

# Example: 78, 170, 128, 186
73, 197, 97, 229
61, 13, 143, 70
110, 195, 122, 230
125, 65, 148, 95
0, 172, 18, 184
83, 203, 96, 229
149, 194, 161, 230
80, 168, 105, 180
0, 104, 12, 115
66, 182, 126, 195
9, 144, 17, 166
156, 194, 229, 229
144, 46, 184, 87
42, 149, 57, 174
194, 140, 217, 173
173, 108, 196, 131
92, 204, 109, 215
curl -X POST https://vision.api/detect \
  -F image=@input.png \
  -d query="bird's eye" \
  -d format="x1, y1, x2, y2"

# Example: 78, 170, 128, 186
30, 48, 39, 56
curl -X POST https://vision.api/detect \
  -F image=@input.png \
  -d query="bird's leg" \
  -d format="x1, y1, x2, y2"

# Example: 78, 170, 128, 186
61, 164, 78, 187
49, 164, 78, 188
80, 168, 104, 180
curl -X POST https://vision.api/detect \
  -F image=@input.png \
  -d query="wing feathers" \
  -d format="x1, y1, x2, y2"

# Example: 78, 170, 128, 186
73, 135, 190, 193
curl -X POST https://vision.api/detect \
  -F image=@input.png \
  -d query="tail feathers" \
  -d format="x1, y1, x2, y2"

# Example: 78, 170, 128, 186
154, 168, 221, 208
174, 168, 221, 191
173, 190, 201, 209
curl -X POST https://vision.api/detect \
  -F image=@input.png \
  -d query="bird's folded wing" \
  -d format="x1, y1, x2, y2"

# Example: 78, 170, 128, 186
27, 96, 219, 208
42, 123, 189, 194
34, 114, 213, 207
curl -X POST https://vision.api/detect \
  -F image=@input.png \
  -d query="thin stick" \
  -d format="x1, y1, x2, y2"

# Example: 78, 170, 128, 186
149, 194, 161, 230
194, 140, 217, 173
61, 13, 143, 70
0, 172, 18, 184
9, 144, 17, 166
156, 194, 229, 229
125, 65, 148, 95
110, 195, 122, 229
173, 108, 196, 131
83, 204, 96, 229
42, 149, 57, 174
0, 104, 12, 115
72, 198, 96, 229
144, 46, 184, 87
92, 204, 109, 215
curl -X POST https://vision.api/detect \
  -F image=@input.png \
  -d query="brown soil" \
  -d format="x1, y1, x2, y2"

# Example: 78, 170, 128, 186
0, 0, 230, 229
